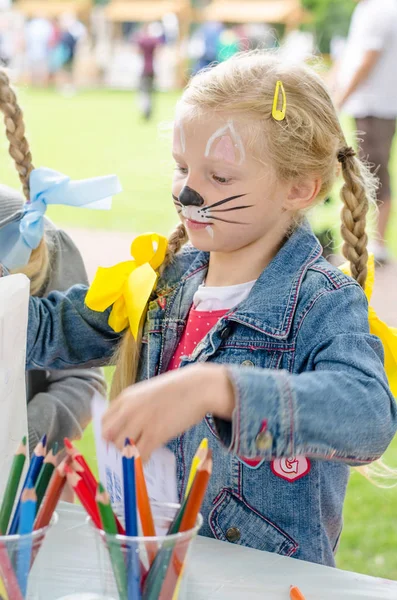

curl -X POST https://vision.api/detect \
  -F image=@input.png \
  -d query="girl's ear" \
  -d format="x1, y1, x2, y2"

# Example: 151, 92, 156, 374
283, 177, 322, 211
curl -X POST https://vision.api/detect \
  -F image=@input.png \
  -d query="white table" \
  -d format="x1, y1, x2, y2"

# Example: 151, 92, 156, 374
32, 502, 397, 599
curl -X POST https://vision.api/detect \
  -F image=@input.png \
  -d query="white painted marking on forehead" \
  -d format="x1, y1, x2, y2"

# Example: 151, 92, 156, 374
204, 120, 246, 165
180, 122, 186, 153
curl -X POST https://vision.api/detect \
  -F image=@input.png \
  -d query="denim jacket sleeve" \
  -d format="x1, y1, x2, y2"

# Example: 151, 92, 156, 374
27, 285, 122, 369
215, 283, 397, 465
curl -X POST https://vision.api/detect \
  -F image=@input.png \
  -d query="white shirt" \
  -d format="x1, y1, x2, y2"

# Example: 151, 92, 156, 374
193, 280, 256, 312
338, 0, 397, 118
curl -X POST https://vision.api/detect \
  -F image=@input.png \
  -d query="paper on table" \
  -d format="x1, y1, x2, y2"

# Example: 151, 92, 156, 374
92, 393, 178, 509
0, 274, 29, 497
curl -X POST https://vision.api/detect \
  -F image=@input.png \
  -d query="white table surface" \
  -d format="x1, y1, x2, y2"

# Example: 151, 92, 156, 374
32, 502, 397, 600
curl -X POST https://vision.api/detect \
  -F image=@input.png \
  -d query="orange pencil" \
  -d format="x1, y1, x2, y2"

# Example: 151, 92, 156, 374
158, 451, 212, 600
290, 585, 306, 600
130, 440, 157, 565
34, 458, 69, 531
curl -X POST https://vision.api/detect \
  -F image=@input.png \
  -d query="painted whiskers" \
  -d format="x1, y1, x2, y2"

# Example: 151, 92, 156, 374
173, 192, 252, 236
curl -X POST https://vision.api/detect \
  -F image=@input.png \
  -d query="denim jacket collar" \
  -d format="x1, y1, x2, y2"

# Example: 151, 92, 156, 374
159, 220, 322, 339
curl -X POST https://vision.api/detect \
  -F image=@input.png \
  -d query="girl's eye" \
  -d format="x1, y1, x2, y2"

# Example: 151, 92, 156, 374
175, 166, 188, 175
213, 174, 231, 184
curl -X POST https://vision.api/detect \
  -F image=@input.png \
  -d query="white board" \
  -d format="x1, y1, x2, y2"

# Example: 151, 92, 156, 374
0, 274, 29, 496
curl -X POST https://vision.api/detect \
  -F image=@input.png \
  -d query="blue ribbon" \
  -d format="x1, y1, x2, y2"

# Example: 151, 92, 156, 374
0, 167, 122, 269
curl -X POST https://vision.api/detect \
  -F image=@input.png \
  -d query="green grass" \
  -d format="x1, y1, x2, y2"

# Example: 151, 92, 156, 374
4, 88, 397, 580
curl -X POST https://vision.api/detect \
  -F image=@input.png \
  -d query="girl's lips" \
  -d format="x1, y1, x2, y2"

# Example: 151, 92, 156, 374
185, 218, 213, 230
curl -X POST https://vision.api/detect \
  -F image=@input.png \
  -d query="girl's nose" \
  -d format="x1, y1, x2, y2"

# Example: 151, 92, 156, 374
179, 186, 205, 207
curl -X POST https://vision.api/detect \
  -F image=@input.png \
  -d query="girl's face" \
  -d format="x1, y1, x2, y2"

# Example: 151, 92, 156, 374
172, 110, 292, 253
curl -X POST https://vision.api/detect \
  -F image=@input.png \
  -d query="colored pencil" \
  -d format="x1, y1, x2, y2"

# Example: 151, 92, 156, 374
17, 484, 36, 598
97, 483, 128, 600
35, 443, 58, 515
184, 438, 208, 499
65, 438, 125, 535
143, 449, 211, 600
0, 437, 27, 535
290, 585, 306, 600
0, 571, 9, 600
64, 438, 97, 497
64, 465, 101, 529
129, 441, 157, 565
34, 458, 68, 531
9, 435, 47, 535
0, 542, 23, 600
122, 440, 141, 600
157, 451, 213, 600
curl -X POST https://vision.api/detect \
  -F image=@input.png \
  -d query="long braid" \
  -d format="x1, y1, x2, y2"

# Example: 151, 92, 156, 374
110, 223, 189, 399
0, 69, 50, 293
0, 70, 34, 200
339, 146, 374, 289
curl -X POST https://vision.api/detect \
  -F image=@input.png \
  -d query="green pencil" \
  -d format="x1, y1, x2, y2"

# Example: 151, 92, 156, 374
96, 483, 128, 600
35, 442, 59, 514
0, 436, 27, 534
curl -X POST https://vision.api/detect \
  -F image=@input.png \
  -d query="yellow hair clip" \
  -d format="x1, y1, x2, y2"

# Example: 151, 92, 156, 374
272, 80, 287, 122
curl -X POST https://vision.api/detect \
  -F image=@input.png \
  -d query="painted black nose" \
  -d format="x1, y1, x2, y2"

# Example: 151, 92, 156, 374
178, 186, 205, 207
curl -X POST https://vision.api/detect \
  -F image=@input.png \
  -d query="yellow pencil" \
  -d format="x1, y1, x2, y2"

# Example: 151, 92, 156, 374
0, 575, 9, 600
171, 439, 209, 600
184, 438, 208, 499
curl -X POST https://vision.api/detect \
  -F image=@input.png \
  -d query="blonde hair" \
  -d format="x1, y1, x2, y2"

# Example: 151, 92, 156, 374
0, 69, 50, 295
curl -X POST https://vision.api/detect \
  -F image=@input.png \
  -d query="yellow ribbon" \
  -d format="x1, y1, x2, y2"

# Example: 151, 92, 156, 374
339, 255, 397, 396
85, 233, 168, 340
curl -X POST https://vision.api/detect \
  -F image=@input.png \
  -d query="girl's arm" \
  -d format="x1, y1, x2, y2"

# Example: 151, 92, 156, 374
102, 283, 397, 464
213, 283, 397, 465
27, 367, 106, 454
27, 285, 121, 369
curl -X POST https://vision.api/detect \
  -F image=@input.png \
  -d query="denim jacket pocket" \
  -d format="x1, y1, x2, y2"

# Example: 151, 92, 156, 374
209, 488, 298, 557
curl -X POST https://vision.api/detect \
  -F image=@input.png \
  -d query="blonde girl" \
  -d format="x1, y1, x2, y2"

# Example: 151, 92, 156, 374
7, 53, 397, 565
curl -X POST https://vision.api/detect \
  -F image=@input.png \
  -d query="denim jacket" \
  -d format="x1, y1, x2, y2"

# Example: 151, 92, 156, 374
25, 222, 397, 566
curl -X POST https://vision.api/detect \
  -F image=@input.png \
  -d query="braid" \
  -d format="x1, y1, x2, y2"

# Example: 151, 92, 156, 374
0, 70, 34, 200
163, 222, 188, 268
110, 223, 188, 399
339, 147, 374, 289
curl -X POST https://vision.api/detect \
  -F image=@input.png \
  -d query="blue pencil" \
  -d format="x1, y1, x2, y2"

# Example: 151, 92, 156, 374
17, 482, 37, 598
9, 435, 47, 535
122, 439, 141, 600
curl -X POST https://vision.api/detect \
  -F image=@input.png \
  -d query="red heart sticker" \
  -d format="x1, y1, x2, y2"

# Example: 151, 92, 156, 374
271, 456, 311, 482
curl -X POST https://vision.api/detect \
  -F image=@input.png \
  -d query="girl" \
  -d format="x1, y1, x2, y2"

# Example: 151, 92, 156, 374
0, 69, 108, 454
8, 53, 397, 566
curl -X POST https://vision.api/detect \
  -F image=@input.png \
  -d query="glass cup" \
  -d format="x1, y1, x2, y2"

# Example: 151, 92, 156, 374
0, 512, 58, 599
92, 502, 203, 600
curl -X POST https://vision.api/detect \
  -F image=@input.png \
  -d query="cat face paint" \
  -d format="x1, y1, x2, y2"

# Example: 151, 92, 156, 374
173, 189, 252, 236
172, 112, 288, 254
205, 120, 246, 165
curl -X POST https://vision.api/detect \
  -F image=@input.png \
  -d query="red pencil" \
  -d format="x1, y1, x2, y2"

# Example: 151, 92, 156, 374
64, 464, 101, 529
34, 458, 69, 531
64, 439, 125, 535
64, 438, 97, 496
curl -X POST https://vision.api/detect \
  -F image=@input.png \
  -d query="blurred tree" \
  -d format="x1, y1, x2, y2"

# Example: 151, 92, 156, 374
302, 0, 355, 54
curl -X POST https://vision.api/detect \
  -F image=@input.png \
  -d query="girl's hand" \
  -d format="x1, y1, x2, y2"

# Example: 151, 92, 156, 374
102, 363, 235, 461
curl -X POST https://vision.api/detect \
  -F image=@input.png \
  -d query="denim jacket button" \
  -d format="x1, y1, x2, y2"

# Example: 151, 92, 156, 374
255, 430, 273, 451
226, 527, 241, 543
220, 325, 232, 340
241, 360, 254, 367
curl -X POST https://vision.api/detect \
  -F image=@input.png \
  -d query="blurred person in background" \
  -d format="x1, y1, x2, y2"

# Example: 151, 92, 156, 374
55, 12, 87, 95
134, 22, 164, 120
333, 0, 397, 264
24, 15, 52, 86
191, 21, 224, 73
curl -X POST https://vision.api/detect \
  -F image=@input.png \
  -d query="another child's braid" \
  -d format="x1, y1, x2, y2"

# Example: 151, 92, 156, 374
0, 70, 34, 200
